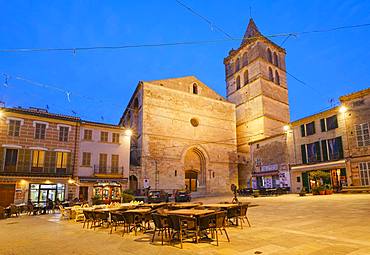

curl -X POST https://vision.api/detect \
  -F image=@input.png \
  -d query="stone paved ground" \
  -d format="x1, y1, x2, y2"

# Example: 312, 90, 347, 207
1, 194, 370, 255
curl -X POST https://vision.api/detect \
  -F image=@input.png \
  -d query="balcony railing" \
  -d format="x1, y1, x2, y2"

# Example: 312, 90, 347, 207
93, 165, 124, 176
1, 163, 73, 176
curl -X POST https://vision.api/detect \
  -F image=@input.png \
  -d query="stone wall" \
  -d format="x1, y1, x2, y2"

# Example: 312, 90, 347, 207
137, 78, 237, 194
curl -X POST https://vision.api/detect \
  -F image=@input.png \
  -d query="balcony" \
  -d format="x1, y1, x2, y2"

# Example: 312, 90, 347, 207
93, 165, 124, 177
1, 163, 73, 177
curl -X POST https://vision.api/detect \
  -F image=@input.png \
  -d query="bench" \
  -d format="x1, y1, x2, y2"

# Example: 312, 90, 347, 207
341, 186, 370, 193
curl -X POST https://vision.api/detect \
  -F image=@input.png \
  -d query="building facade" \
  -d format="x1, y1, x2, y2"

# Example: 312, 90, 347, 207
288, 107, 348, 192
76, 121, 130, 204
0, 107, 80, 207
223, 19, 290, 188
120, 76, 238, 194
249, 133, 290, 189
340, 88, 370, 187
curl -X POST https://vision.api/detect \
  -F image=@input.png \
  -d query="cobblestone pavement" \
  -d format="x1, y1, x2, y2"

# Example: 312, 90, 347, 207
1, 194, 370, 255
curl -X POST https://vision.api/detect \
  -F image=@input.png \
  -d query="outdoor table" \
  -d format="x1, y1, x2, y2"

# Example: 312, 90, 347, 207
125, 208, 152, 233
139, 202, 167, 209
203, 203, 239, 209
165, 209, 215, 216
170, 203, 201, 209
125, 208, 151, 213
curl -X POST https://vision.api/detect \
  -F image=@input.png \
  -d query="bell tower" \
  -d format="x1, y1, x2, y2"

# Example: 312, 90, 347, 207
224, 19, 290, 187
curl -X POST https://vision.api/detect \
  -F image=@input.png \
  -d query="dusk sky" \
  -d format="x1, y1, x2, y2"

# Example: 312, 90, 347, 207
0, 0, 369, 124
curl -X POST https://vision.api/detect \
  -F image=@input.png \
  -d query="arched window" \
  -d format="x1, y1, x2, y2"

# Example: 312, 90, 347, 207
236, 76, 241, 90
244, 70, 249, 85
242, 53, 248, 66
192, 83, 198, 94
275, 70, 280, 85
273, 52, 279, 67
235, 58, 240, 71
267, 48, 272, 63
268, 67, 274, 82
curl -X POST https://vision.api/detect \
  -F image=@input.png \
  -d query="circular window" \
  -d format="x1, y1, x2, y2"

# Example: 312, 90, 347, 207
190, 118, 199, 127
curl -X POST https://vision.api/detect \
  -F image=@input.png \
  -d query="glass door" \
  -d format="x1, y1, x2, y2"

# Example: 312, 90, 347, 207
39, 190, 48, 205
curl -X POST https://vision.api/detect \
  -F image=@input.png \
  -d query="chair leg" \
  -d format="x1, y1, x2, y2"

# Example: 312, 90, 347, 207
240, 217, 243, 229
216, 229, 219, 246
179, 230, 183, 249
223, 228, 230, 242
246, 216, 251, 227
152, 227, 156, 242
161, 230, 164, 245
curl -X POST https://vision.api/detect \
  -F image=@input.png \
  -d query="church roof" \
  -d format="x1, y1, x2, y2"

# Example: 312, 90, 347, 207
144, 76, 228, 102
241, 18, 262, 45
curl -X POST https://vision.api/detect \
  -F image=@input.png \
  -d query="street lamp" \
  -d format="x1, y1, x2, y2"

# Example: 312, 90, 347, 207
339, 105, 347, 113
283, 125, 291, 132
125, 129, 133, 136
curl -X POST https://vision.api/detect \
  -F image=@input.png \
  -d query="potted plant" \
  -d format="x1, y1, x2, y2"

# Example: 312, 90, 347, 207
311, 186, 320, 195
319, 186, 326, 195
121, 191, 134, 203
325, 184, 333, 195
91, 194, 102, 205
299, 187, 307, 196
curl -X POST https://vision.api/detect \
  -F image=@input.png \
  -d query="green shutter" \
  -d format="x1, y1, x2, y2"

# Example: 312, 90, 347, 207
300, 125, 305, 137
312, 122, 316, 134
337, 137, 344, 159
44, 151, 51, 173
320, 119, 326, 132
302, 172, 310, 192
67, 153, 72, 174
301, 144, 307, 164
333, 115, 338, 129
17, 149, 25, 172
315, 141, 321, 161
321, 140, 328, 161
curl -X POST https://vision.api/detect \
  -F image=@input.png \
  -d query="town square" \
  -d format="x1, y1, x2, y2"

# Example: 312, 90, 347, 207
0, 1, 369, 254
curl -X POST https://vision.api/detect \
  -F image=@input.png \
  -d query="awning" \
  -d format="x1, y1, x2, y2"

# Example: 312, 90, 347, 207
78, 177, 128, 183
252, 170, 279, 177
291, 160, 346, 172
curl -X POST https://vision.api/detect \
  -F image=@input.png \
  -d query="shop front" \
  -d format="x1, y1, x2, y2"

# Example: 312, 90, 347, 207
252, 164, 291, 190
29, 183, 66, 205
78, 177, 128, 204
291, 160, 347, 193
0, 176, 70, 206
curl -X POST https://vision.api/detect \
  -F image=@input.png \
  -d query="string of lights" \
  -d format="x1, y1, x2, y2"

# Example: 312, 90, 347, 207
0, 23, 368, 54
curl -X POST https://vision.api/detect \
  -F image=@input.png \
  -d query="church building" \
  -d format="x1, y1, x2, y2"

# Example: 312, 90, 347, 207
120, 19, 291, 194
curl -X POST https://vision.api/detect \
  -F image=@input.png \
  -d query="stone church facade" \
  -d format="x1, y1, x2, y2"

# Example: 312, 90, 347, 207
120, 19, 290, 194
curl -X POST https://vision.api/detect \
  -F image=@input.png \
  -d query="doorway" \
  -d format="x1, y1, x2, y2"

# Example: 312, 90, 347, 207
129, 175, 138, 191
185, 170, 198, 192
79, 186, 88, 201
0, 184, 15, 207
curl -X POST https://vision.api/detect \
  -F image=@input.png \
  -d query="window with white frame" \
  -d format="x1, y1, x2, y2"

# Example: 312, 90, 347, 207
35, 123, 47, 139
355, 123, 370, 147
8, 119, 21, 137
82, 152, 91, 166
59, 126, 69, 142
359, 162, 370, 186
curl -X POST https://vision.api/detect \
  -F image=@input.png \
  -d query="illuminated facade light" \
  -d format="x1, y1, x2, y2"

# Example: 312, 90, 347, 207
339, 105, 347, 113
283, 125, 291, 132
125, 129, 133, 136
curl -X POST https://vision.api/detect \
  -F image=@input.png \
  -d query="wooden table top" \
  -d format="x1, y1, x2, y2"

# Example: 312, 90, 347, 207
125, 208, 152, 213
140, 202, 167, 208
170, 203, 200, 209
203, 203, 239, 208
165, 209, 215, 216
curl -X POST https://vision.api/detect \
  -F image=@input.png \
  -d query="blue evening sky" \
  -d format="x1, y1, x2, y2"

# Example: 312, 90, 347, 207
0, 0, 369, 124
